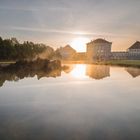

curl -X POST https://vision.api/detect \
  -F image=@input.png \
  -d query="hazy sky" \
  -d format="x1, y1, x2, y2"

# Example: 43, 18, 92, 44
0, 0, 140, 51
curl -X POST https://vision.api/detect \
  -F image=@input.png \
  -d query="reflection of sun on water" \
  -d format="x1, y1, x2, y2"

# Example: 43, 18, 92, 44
70, 64, 87, 79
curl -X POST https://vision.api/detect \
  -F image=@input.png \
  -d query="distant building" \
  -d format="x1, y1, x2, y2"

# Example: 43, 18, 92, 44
111, 41, 140, 60
127, 41, 140, 60
86, 39, 140, 61
75, 52, 86, 61
86, 38, 112, 61
56, 45, 76, 60
111, 52, 128, 60
128, 41, 140, 52
39, 46, 54, 59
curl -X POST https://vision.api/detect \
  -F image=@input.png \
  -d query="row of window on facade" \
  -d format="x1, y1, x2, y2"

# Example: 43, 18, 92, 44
86, 38, 140, 61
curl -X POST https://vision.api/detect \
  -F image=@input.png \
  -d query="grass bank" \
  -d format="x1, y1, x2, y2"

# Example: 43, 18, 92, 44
94, 60, 140, 68
62, 60, 140, 68
1, 60, 140, 68
0, 61, 16, 67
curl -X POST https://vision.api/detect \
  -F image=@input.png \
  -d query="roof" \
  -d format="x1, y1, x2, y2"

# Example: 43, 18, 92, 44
63, 45, 76, 52
59, 45, 76, 53
87, 38, 112, 44
129, 41, 140, 50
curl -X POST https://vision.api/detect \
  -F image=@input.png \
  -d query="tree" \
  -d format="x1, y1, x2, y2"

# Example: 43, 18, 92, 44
0, 36, 51, 61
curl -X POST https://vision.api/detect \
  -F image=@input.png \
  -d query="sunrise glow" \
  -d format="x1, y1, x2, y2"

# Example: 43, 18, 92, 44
70, 37, 90, 52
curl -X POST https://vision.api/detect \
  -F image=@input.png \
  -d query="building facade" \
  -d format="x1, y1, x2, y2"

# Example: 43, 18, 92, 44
127, 41, 140, 60
86, 39, 140, 61
111, 52, 128, 60
86, 39, 112, 61
57, 45, 76, 60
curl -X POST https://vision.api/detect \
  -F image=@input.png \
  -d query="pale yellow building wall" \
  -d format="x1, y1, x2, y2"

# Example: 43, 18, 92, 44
86, 42, 112, 61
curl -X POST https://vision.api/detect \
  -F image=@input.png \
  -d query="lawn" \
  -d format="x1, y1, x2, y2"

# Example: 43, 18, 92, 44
97, 60, 140, 68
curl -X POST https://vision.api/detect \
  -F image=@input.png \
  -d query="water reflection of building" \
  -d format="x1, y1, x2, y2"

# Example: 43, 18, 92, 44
86, 65, 110, 80
125, 67, 140, 78
62, 64, 110, 80
62, 65, 74, 74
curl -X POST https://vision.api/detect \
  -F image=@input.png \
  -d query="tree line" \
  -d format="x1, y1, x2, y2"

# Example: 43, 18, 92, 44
0, 36, 54, 61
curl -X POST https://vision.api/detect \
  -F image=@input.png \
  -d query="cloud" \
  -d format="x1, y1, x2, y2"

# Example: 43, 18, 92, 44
0, 0, 140, 50
10, 26, 114, 37
0, 6, 38, 12
10, 26, 137, 39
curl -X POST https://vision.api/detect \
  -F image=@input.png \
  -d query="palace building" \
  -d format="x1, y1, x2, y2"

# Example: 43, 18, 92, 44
86, 38, 112, 61
127, 41, 140, 60
86, 39, 140, 61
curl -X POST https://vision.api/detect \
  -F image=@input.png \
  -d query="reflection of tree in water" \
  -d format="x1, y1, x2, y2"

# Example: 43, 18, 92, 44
0, 59, 63, 87
125, 67, 140, 78
86, 65, 110, 80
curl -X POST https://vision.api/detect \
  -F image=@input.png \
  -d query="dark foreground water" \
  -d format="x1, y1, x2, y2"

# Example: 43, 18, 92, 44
0, 64, 140, 140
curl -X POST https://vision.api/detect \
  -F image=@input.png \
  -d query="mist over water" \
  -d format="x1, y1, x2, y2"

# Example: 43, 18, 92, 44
0, 64, 140, 140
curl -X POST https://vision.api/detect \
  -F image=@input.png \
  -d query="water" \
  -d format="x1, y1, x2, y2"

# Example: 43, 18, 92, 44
0, 64, 140, 140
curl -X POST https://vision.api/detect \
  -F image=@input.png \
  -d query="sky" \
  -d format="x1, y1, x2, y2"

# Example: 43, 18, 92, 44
0, 0, 140, 51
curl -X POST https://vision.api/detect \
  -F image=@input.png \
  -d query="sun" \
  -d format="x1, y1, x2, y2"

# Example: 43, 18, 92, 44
70, 37, 90, 52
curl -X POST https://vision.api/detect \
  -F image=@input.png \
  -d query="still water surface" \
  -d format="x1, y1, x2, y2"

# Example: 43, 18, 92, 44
0, 64, 140, 140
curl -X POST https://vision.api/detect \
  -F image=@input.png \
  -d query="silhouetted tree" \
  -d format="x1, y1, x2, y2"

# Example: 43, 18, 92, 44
0, 36, 52, 61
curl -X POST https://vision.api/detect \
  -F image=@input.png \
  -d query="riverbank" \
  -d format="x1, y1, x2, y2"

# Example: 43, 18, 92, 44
1, 60, 140, 68
98, 60, 140, 68
62, 60, 140, 68
0, 61, 16, 67
0, 61, 15, 64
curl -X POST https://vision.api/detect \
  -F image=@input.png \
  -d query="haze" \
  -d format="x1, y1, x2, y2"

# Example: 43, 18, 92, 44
0, 0, 140, 51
